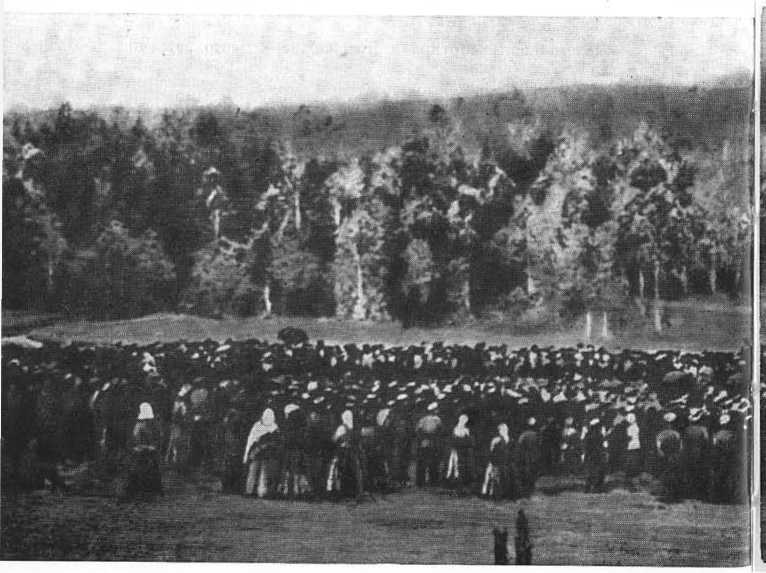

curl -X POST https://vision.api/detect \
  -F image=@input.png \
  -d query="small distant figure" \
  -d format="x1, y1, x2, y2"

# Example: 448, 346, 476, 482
514, 509, 532, 565
278, 326, 309, 346
493, 527, 509, 565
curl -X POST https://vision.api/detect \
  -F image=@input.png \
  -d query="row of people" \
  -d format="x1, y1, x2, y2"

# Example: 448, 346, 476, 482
1, 336, 751, 505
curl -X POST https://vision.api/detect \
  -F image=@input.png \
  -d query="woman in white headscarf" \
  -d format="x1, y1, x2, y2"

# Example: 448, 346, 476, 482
326, 409, 362, 498
127, 402, 162, 497
244, 408, 282, 498
445, 413, 476, 492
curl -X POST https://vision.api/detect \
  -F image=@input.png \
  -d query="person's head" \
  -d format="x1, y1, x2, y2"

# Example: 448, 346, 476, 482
498, 423, 509, 441
261, 407, 276, 426
284, 403, 300, 418
137, 402, 154, 421
457, 413, 469, 427
342, 409, 354, 428
626, 412, 636, 425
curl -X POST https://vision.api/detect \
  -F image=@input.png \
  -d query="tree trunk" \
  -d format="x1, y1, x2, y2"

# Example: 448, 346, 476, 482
294, 188, 301, 232
263, 284, 272, 317
352, 243, 366, 320
585, 311, 592, 341
527, 274, 535, 296
462, 276, 471, 314
654, 262, 662, 334
47, 253, 55, 298
212, 209, 221, 239
709, 267, 717, 295
601, 311, 609, 338
331, 200, 341, 228
276, 209, 291, 242
636, 269, 647, 317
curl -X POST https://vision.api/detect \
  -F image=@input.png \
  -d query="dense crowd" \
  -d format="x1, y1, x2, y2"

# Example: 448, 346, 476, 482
1, 334, 752, 504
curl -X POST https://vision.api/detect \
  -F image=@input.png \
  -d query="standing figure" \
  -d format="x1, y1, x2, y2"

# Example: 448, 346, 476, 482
655, 412, 683, 501
326, 410, 363, 499
243, 408, 282, 498
624, 412, 642, 489
482, 423, 519, 500
540, 416, 560, 475
166, 388, 192, 467
305, 409, 333, 498
560, 417, 581, 475
711, 412, 743, 504
493, 527, 509, 565
583, 417, 608, 493
682, 410, 711, 501
279, 403, 311, 499
517, 418, 541, 498
415, 405, 444, 487
126, 402, 163, 497
514, 509, 533, 565
220, 408, 244, 493
390, 412, 413, 488
445, 414, 476, 493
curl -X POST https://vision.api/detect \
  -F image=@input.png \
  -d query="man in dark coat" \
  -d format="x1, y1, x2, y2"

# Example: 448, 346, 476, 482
583, 417, 607, 493
681, 409, 711, 501
415, 404, 444, 487
655, 412, 683, 501
517, 417, 540, 498
711, 412, 744, 504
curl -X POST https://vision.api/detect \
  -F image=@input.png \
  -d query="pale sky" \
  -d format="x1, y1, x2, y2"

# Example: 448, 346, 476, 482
3, 15, 754, 110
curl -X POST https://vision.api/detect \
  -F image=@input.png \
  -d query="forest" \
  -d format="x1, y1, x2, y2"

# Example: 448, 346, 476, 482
2, 81, 753, 331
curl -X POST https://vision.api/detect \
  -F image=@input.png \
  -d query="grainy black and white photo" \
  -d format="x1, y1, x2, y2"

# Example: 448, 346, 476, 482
0, 11, 756, 566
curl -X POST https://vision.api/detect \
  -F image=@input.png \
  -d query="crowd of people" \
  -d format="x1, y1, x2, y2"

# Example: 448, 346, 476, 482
1, 333, 752, 504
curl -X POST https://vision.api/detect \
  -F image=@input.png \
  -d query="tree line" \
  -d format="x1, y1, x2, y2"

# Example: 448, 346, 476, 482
2, 102, 750, 329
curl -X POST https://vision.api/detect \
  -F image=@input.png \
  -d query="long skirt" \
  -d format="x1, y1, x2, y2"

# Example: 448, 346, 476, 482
624, 449, 642, 479
126, 447, 162, 497
326, 450, 362, 498
165, 424, 190, 466
482, 462, 519, 500
245, 457, 279, 498
482, 462, 498, 496
445, 447, 474, 486
278, 449, 311, 498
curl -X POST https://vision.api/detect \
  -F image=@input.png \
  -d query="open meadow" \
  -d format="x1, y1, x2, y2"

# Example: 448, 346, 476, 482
4, 297, 751, 353
0, 471, 750, 565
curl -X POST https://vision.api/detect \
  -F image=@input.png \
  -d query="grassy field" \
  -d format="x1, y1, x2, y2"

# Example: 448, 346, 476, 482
6, 299, 751, 352
0, 471, 749, 565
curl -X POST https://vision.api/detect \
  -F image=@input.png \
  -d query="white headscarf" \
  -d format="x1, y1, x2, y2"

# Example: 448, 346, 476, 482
498, 423, 510, 443
376, 408, 391, 427
333, 410, 354, 442
137, 402, 154, 421
453, 414, 470, 438
284, 403, 300, 417
243, 408, 278, 463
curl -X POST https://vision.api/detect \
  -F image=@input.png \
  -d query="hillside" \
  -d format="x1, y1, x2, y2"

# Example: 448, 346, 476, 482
5, 80, 752, 159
